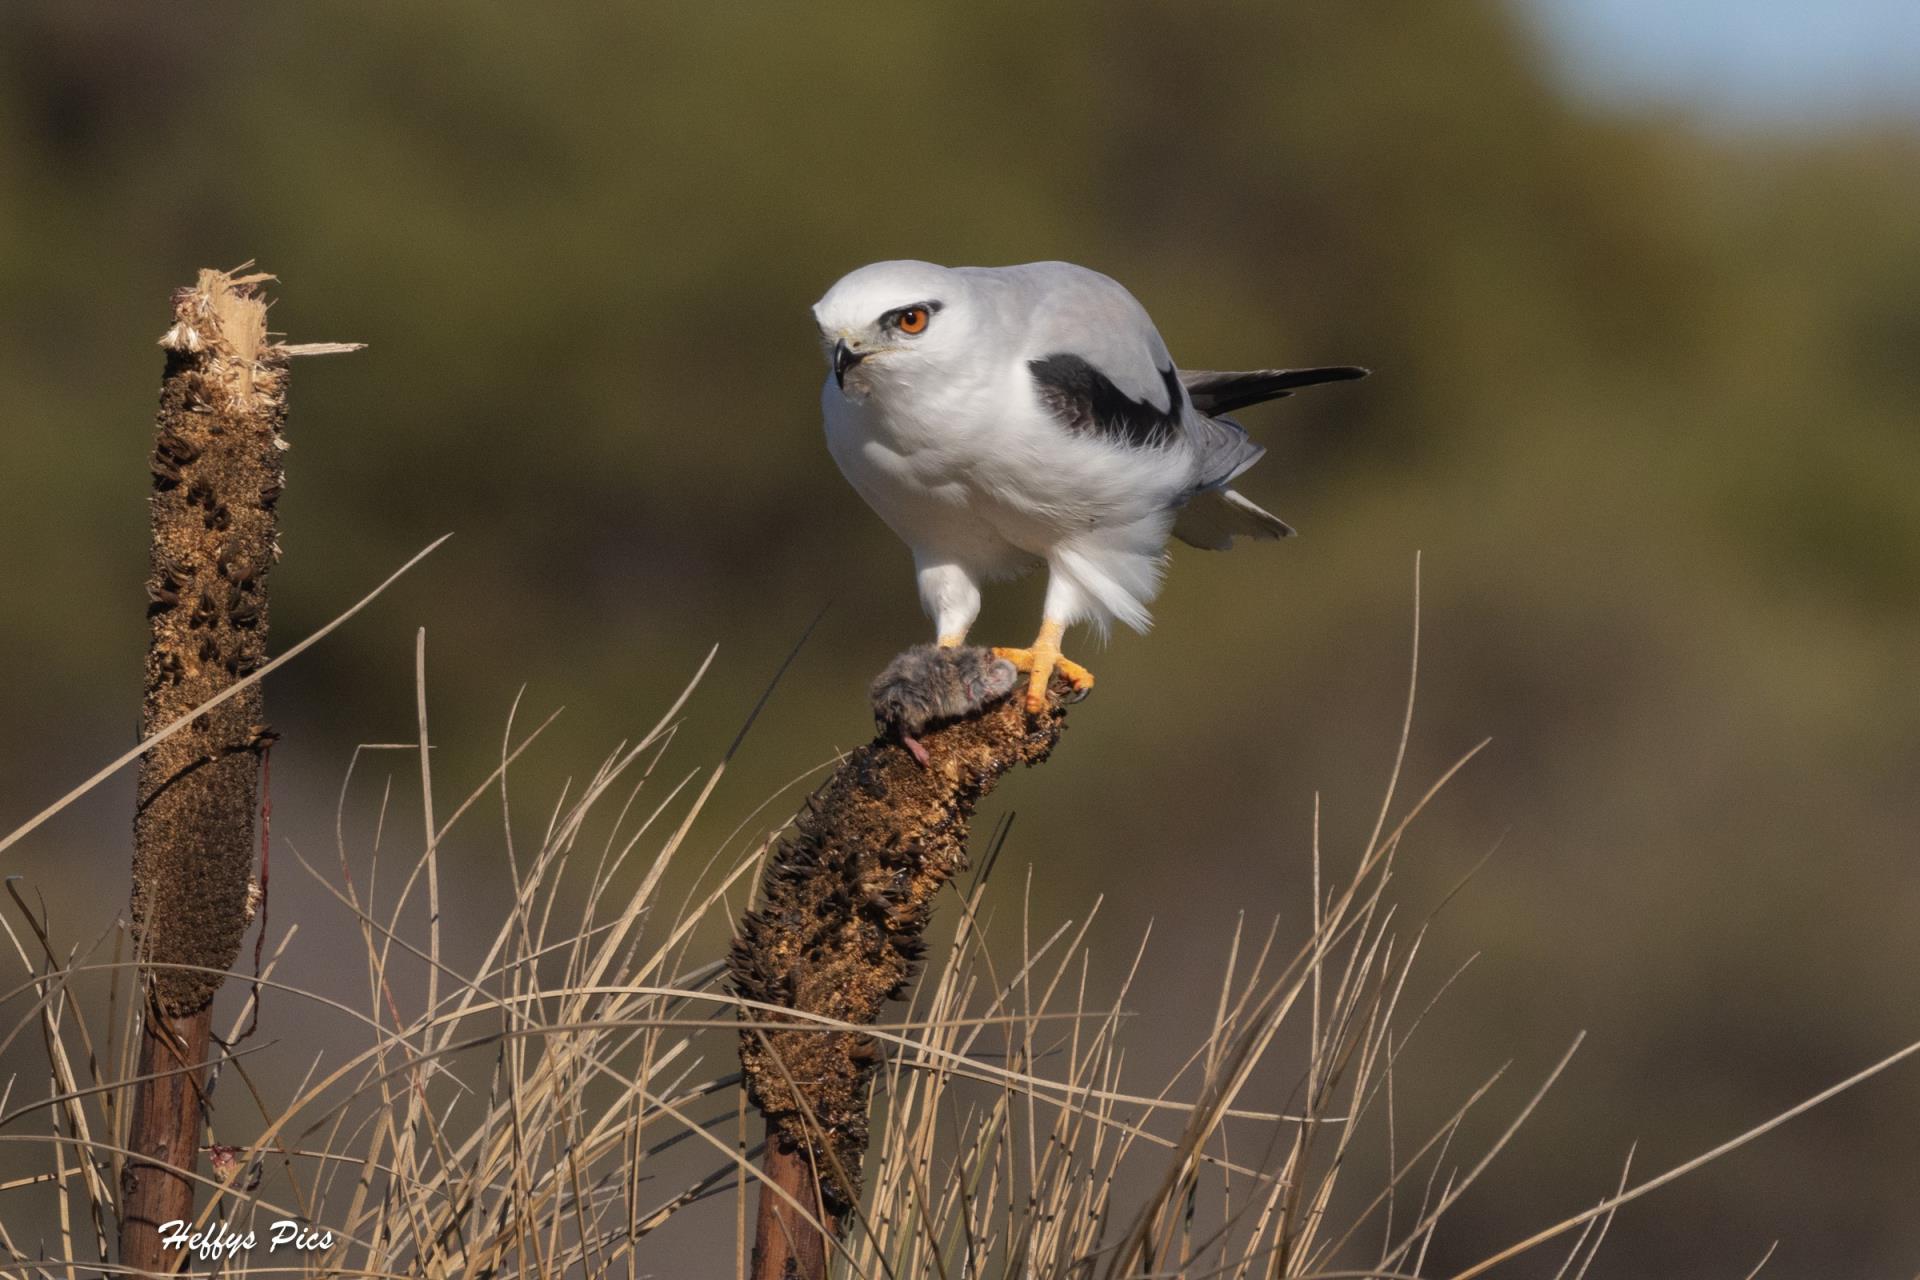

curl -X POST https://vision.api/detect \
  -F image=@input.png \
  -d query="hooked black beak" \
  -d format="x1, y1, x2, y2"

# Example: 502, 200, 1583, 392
833, 339, 866, 388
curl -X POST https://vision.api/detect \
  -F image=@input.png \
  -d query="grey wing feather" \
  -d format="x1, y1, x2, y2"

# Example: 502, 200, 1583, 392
998, 262, 1181, 411
1180, 366, 1369, 416
1182, 411, 1266, 489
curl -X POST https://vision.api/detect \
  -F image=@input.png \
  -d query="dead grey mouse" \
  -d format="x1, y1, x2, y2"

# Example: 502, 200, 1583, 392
870, 645, 1020, 765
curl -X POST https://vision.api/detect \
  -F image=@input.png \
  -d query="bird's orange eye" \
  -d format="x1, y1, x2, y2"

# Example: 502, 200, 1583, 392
894, 306, 929, 334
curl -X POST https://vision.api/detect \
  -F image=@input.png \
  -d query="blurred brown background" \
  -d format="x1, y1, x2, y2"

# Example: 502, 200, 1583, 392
2, 1, 1917, 1274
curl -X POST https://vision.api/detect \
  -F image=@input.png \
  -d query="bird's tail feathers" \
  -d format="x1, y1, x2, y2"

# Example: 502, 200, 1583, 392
1172, 488, 1295, 550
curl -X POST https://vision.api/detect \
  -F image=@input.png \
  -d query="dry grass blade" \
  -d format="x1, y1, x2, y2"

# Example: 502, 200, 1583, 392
0, 535, 452, 860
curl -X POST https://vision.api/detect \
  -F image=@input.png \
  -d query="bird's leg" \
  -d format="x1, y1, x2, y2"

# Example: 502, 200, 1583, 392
993, 618, 1095, 713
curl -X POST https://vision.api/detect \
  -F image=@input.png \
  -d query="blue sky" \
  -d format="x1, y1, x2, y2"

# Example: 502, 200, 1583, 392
1525, 0, 1920, 127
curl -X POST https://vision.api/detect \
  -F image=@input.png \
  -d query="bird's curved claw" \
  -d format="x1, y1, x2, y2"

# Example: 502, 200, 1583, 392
1055, 657, 1095, 703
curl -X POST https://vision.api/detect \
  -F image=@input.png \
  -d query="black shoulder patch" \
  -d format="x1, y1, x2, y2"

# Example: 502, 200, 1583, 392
1029, 354, 1184, 448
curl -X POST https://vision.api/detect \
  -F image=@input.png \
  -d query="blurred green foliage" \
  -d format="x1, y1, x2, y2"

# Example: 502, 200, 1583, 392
1, 1, 1916, 1272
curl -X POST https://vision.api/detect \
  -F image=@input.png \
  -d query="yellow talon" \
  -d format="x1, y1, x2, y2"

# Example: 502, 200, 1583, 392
993, 619, 1094, 713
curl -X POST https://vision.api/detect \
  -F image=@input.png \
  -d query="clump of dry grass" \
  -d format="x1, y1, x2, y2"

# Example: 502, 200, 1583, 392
835, 629, 1532, 1279
2, 581, 1918, 1278
3, 634, 768, 1277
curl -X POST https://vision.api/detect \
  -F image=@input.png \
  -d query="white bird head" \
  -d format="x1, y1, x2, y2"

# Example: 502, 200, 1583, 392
812, 260, 972, 399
